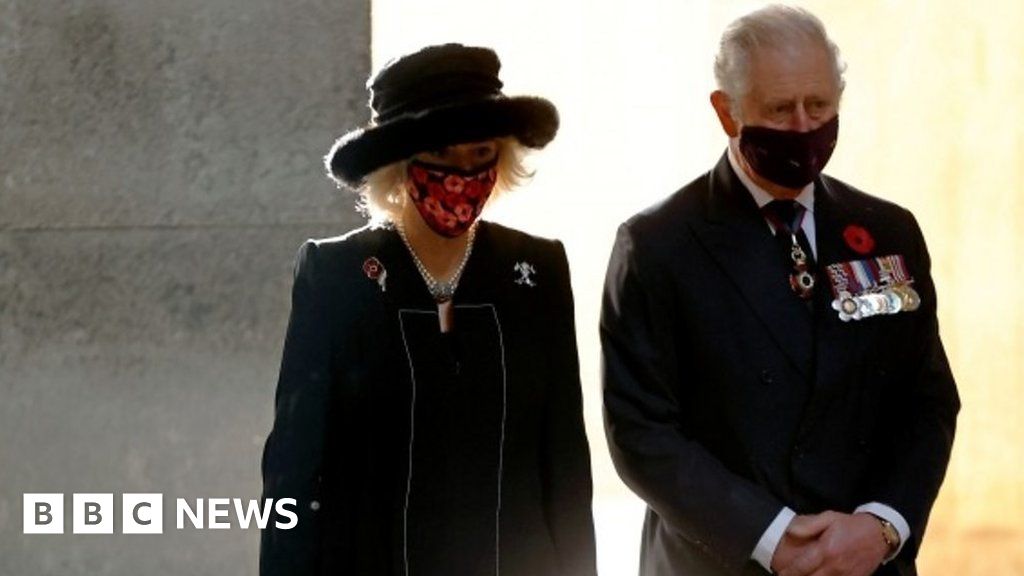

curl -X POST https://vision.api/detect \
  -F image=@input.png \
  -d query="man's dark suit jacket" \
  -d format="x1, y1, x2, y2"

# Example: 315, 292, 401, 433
261, 222, 597, 576
601, 154, 960, 576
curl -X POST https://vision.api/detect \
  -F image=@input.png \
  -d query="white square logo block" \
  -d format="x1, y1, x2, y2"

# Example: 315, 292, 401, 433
23, 494, 64, 534
73, 493, 114, 534
122, 493, 163, 534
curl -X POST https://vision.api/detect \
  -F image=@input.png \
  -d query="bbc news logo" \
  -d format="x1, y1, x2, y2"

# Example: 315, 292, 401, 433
23, 494, 298, 534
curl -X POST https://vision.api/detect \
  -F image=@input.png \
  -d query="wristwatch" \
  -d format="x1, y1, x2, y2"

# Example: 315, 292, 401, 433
874, 516, 901, 553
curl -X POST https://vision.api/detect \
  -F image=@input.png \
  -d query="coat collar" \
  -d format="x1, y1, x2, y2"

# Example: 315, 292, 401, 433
693, 153, 815, 377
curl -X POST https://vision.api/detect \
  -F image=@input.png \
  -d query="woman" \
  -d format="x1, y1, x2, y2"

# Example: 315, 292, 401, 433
260, 43, 597, 576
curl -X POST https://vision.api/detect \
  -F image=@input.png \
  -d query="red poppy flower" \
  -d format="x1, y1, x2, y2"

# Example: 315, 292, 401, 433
843, 224, 875, 255
443, 174, 466, 194
424, 196, 443, 215
438, 212, 457, 229
362, 257, 384, 280
454, 203, 474, 222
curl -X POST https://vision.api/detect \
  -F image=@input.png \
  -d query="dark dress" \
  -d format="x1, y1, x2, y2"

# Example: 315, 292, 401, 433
260, 221, 597, 576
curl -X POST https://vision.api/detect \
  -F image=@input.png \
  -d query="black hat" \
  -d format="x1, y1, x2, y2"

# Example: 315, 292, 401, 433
326, 43, 559, 188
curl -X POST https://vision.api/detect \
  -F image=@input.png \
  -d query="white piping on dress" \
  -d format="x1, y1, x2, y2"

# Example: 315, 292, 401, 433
397, 309, 424, 576
397, 304, 508, 576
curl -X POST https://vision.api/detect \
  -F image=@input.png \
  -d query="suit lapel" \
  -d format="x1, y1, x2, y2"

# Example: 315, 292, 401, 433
690, 154, 815, 378
811, 179, 879, 391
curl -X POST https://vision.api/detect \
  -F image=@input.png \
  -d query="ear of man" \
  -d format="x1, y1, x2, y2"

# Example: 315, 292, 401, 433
710, 90, 741, 137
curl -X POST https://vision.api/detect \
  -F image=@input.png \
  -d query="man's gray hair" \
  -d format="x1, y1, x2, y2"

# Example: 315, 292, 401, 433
714, 5, 846, 104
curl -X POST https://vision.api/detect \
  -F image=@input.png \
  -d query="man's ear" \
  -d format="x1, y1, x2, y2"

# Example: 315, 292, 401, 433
710, 90, 740, 137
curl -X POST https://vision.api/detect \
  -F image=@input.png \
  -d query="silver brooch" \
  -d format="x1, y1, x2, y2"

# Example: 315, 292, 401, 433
513, 261, 537, 287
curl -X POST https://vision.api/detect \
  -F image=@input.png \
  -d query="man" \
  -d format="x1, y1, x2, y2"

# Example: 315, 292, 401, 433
601, 5, 959, 576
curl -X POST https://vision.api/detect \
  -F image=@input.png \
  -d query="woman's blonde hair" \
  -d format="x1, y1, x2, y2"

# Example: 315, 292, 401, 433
355, 137, 533, 226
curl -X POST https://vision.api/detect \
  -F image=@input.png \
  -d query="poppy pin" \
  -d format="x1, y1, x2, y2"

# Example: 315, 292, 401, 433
363, 257, 387, 292
843, 224, 875, 255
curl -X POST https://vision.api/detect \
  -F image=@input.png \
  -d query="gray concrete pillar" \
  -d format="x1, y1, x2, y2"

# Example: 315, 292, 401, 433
0, 1, 370, 572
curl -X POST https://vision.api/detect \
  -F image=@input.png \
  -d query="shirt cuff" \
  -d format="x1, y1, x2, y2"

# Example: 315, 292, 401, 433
751, 507, 796, 572
855, 502, 911, 562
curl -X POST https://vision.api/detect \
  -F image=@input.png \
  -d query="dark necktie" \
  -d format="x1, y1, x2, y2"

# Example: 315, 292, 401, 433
762, 200, 816, 299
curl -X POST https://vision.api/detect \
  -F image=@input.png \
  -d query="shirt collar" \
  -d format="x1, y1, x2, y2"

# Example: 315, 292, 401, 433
727, 141, 815, 213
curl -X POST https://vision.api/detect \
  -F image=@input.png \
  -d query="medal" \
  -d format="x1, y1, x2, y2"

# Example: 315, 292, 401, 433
790, 267, 816, 299
825, 253, 919, 321
831, 290, 862, 322
869, 292, 890, 315
881, 288, 903, 314
857, 293, 882, 318
904, 286, 921, 311
763, 203, 816, 300
786, 230, 815, 301
893, 284, 921, 312
789, 240, 815, 300
790, 243, 807, 262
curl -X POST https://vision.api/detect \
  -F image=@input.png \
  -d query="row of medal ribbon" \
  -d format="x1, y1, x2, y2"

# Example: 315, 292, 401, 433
825, 254, 920, 322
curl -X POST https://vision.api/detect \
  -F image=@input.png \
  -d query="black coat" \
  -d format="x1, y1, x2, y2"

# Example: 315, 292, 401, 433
601, 154, 960, 576
260, 221, 597, 576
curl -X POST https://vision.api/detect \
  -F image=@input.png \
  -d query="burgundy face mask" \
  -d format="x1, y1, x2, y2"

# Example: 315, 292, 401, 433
739, 115, 839, 189
405, 158, 498, 238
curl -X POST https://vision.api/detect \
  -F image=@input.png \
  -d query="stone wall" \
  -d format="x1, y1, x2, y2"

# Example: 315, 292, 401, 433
0, 1, 369, 573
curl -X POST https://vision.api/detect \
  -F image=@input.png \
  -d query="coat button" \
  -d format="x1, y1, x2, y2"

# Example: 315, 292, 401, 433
310, 500, 321, 511
760, 370, 774, 385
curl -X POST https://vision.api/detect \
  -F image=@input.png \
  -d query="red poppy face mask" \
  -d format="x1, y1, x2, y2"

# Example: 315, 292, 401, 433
405, 158, 498, 238
739, 115, 839, 189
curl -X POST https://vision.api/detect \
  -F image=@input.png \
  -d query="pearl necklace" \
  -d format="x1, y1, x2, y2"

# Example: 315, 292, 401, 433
396, 221, 478, 303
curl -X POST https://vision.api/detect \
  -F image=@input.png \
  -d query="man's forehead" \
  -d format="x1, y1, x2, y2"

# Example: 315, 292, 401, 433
746, 44, 838, 96
749, 42, 832, 70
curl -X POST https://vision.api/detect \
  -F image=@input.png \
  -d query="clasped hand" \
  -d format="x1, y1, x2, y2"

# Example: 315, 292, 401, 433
770, 511, 890, 576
